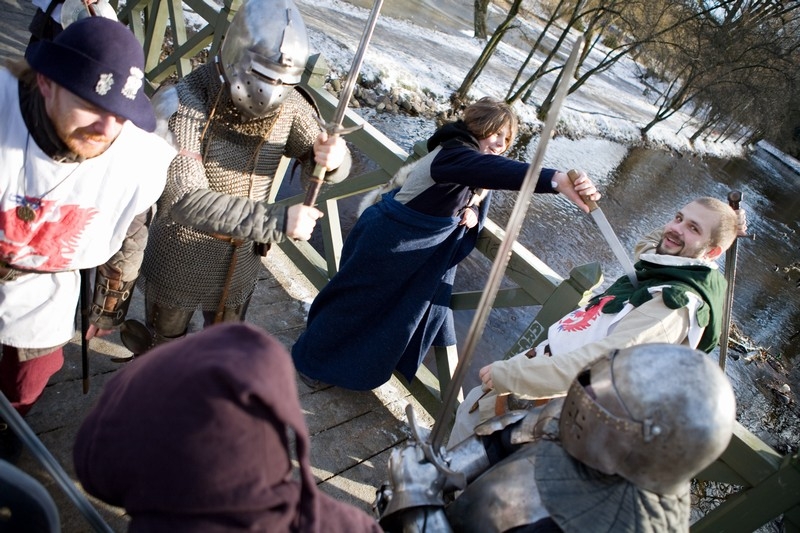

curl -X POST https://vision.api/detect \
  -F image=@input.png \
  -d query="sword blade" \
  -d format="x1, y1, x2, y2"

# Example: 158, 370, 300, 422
589, 208, 638, 287
304, 0, 384, 206
567, 169, 637, 287
719, 190, 742, 370
332, 0, 384, 127
429, 36, 586, 451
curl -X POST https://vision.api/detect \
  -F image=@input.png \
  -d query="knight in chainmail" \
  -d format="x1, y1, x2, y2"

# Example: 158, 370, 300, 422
130, 0, 351, 353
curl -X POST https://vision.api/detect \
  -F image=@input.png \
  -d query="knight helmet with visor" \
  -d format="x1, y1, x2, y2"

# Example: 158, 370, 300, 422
219, 0, 309, 119
559, 343, 735, 495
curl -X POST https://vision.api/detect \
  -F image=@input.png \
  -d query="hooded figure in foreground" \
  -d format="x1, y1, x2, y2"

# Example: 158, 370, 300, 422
73, 323, 381, 532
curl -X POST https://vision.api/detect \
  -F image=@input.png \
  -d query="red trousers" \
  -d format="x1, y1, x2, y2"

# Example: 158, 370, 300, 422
0, 345, 64, 416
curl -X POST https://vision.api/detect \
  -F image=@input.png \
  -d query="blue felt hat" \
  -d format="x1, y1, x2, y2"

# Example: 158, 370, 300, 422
25, 17, 156, 132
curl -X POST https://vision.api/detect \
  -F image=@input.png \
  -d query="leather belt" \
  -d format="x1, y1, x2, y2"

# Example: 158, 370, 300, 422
0, 262, 31, 282
209, 234, 271, 257
495, 394, 549, 417
209, 233, 244, 244
494, 343, 553, 416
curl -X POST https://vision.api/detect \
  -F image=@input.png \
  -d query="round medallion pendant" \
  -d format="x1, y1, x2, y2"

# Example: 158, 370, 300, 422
16, 205, 36, 222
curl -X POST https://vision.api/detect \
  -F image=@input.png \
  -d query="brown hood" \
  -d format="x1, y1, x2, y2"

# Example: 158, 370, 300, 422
74, 323, 380, 532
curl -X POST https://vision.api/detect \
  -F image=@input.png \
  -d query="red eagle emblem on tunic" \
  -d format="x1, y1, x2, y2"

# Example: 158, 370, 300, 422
0, 198, 98, 271
557, 295, 616, 332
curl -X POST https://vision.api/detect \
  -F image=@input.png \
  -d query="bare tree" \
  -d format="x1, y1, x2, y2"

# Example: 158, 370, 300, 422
639, 0, 800, 140
507, 0, 585, 105
537, 0, 741, 119
453, 0, 524, 106
505, 0, 569, 101
455, 0, 800, 152
474, 0, 491, 39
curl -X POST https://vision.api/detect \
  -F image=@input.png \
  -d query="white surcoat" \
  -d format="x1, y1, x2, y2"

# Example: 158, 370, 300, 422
0, 68, 175, 349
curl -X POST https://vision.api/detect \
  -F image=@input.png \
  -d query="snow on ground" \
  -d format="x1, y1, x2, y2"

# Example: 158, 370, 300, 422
293, 0, 749, 178
183, 0, 751, 179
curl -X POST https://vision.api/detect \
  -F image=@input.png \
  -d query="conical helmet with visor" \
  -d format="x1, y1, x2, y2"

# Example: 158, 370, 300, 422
219, 0, 309, 119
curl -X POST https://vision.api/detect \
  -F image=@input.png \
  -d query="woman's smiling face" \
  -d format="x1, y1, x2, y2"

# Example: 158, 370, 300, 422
477, 124, 511, 155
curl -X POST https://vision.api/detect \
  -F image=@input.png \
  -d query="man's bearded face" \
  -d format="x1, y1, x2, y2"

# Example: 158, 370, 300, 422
657, 201, 718, 259
41, 78, 124, 159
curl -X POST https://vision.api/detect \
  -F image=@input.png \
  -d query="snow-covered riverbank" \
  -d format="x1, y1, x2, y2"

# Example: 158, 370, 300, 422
296, 0, 750, 174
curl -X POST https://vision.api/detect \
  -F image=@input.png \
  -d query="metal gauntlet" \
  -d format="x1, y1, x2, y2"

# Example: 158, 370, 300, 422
90, 263, 137, 329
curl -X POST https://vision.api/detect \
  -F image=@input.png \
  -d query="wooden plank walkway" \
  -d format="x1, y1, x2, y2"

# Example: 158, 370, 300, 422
0, 5, 431, 530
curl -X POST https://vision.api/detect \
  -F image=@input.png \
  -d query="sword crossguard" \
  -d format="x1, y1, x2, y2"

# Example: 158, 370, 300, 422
313, 114, 363, 137
405, 404, 467, 490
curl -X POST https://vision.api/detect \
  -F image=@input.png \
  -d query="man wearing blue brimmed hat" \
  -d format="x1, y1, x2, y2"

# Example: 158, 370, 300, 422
0, 16, 176, 460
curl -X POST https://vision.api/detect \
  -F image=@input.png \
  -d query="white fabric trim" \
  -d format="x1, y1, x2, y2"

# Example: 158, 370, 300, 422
639, 252, 718, 270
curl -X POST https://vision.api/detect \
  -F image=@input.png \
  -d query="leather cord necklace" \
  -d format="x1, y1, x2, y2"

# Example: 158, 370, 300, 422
15, 133, 82, 222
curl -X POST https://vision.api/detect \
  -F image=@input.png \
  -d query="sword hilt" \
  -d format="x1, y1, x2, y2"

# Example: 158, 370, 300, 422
303, 165, 327, 207
567, 169, 599, 212
303, 121, 365, 207
728, 190, 742, 210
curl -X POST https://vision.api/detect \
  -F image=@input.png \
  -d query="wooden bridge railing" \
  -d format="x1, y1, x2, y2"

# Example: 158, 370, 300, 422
114, 2, 800, 529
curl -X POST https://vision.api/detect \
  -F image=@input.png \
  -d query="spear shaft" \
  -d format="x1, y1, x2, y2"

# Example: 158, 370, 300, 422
429, 36, 586, 451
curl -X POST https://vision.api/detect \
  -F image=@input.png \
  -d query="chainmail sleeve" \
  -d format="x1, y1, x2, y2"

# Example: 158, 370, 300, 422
171, 190, 286, 242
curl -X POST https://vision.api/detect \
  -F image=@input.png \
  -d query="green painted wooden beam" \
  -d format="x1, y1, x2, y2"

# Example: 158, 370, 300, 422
433, 345, 459, 401
275, 239, 329, 291
396, 366, 444, 420
165, 0, 192, 78
692, 453, 800, 532
319, 198, 344, 276
450, 287, 542, 310
474, 218, 564, 305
